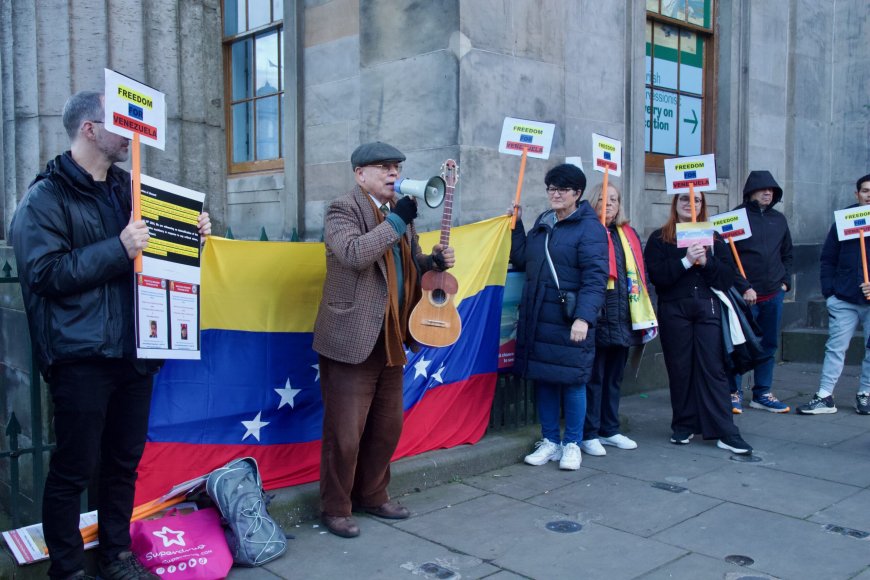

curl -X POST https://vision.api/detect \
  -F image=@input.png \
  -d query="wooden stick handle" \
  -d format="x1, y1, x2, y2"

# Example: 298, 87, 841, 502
510, 146, 528, 230
729, 238, 747, 279
861, 229, 869, 300
132, 133, 143, 273
689, 182, 697, 223
600, 167, 609, 226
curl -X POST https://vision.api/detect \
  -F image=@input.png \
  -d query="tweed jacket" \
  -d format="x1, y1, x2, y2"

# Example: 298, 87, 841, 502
313, 185, 431, 364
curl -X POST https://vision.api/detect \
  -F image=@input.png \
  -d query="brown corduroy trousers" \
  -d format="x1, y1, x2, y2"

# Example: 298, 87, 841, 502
318, 337, 405, 517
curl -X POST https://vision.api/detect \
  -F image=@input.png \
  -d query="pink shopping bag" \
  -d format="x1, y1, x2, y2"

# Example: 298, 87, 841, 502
130, 507, 233, 579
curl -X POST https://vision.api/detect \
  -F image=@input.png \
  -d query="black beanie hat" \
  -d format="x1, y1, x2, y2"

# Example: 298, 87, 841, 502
545, 164, 587, 192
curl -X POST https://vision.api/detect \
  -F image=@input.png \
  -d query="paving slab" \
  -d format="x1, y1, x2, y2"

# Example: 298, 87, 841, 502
260, 516, 498, 580
526, 472, 722, 537
807, 488, 870, 533
397, 482, 488, 517
684, 461, 861, 518
461, 461, 597, 501
736, 409, 868, 447
652, 502, 870, 579
636, 552, 780, 580
754, 441, 870, 487
829, 430, 870, 456
575, 440, 727, 483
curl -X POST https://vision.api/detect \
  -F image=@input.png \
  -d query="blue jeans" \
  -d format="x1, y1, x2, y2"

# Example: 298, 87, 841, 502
536, 381, 586, 445
731, 289, 784, 397
818, 295, 870, 397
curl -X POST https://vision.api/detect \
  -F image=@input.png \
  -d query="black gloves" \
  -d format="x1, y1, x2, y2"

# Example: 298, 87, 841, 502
393, 196, 418, 225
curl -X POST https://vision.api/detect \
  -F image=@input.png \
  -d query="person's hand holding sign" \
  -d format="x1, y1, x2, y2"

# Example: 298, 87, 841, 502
686, 243, 707, 267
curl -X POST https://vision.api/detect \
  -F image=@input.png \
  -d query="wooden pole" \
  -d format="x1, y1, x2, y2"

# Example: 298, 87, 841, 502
599, 167, 609, 226
861, 229, 869, 300
689, 182, 697, 223
510, 146, 528, 230
132, 133, 143, 273
728, 239, 747, 279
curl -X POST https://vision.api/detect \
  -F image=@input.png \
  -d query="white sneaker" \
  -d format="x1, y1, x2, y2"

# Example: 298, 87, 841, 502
580, 439, 606, 456
524, 438, 562, 466
599, 434, 638, 450
559, 442, 582, 470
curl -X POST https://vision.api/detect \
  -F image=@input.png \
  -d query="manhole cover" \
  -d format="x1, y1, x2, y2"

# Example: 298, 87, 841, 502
824, 524, 870, 539
725, 554, 755, 566
651, 481, 687, 493
729, 454, 762, 463
417, 562, 455, 579
545, 520, 583, 533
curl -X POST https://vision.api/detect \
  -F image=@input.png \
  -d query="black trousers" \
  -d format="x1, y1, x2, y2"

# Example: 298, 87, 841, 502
42, 359, 153, 578
584, 345, 629, 440
658, 296, 739, 439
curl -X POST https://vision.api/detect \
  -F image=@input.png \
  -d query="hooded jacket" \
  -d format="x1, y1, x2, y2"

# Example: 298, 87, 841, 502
732, 171, 793, 296
10, 152, 149, 379
510, 201, 609, 385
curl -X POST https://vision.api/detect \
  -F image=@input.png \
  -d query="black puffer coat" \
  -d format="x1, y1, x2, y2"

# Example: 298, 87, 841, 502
510, 201, 609, 385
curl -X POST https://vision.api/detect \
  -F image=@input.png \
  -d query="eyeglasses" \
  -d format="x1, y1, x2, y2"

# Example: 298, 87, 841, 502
367, 163, 402, 173
546, 187, 576, 197
677, 196, 703, 205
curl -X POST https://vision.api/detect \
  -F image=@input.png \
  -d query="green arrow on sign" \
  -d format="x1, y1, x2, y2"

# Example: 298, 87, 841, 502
684, 109, 698, 134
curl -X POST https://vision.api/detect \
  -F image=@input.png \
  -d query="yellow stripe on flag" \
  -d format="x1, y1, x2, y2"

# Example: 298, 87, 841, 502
200, 216, 511, 333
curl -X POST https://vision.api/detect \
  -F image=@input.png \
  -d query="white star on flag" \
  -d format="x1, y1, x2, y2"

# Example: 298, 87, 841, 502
241, 412, 269, 441
312, 364, 320, 382
431, 364, 446, 384
413, 357, 431, 379
275, 378, 302, 409
153, 526, 186, 547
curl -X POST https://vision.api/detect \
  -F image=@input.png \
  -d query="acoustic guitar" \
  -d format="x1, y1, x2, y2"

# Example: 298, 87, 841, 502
408, 159, 462, 347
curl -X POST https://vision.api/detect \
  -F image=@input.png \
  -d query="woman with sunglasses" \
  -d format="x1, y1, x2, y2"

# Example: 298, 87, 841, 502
643, 191, 753, 454
508, 164, 609, 470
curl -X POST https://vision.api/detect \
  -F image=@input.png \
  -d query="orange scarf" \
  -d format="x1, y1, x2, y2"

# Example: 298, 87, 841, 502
368, 198, 420, 366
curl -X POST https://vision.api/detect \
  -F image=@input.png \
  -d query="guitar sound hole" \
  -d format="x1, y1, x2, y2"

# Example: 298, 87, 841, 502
431, 288, 447, 305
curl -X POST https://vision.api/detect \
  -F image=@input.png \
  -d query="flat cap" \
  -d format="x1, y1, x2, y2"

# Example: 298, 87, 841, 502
351, 141, 406, 169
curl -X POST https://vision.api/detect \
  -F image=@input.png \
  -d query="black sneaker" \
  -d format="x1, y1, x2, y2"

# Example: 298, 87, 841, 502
98, 551, 158, 580
796, 394, 837, 415
857, 393, 870, 415
717, 434, 753, 454
670, 432, 694, 445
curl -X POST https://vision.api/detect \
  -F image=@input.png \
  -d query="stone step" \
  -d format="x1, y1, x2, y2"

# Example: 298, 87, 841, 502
781, 327, 865, 364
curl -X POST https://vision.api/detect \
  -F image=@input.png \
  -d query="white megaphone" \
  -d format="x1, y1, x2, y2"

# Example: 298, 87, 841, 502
393, 176, 446, 208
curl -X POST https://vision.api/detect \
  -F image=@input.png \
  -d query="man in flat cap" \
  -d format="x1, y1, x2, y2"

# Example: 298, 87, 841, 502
313, 141, 455, 538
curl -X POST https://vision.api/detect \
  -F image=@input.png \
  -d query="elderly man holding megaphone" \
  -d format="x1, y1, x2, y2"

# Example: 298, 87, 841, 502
312, 141, 455, 539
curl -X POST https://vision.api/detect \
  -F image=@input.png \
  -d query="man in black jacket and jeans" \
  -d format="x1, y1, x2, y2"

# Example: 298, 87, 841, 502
729, 171, 793, 414
11, 91, 211, 580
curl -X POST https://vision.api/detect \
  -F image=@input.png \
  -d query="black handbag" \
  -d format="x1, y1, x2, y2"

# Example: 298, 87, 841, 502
720, 287, 771, 375
543, 232, 579, 322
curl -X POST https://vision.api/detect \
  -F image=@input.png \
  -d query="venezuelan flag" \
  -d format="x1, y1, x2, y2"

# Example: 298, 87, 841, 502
134, 216, 511, 503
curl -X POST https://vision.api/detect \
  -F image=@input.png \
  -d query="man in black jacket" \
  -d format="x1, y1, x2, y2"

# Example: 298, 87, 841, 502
798, 174, 870, 415
11, 91, 211, 580
729, 171, 793, 413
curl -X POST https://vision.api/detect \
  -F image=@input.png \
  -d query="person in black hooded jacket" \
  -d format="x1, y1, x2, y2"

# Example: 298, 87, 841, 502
728, 171, 793, 414
11, 91, 211, 580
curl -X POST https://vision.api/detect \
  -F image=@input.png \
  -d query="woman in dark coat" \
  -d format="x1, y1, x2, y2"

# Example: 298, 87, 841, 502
643, 191, 753, 454
509, 164, 609, 470
580, 183, 658, 458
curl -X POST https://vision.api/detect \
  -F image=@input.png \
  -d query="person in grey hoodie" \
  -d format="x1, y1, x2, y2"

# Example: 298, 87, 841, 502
729, 171, 793, 413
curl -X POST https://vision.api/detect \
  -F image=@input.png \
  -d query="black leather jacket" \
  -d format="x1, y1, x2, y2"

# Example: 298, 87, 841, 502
11, 152, 151, 379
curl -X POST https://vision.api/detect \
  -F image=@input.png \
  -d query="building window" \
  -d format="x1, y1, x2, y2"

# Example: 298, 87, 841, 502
645, 0, 714, 169
223, 0, 284, 174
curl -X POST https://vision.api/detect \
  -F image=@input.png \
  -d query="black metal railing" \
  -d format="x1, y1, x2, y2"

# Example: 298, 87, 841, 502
1, 260, 54, 527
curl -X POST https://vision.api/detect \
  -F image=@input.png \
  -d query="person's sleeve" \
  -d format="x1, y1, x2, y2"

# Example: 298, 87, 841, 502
324, 199, 399, 271
644, 233, 687, 291
509, 218, 527, 272
573, 223, 609, 325
781, 222, 794, 290
819, 224, 839, 298
700, 237, 737, 291
11, 183, 130, 298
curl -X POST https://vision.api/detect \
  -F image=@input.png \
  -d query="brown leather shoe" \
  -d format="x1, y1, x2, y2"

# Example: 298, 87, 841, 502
321, 514, 360, 538
362, 500, 410, 519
